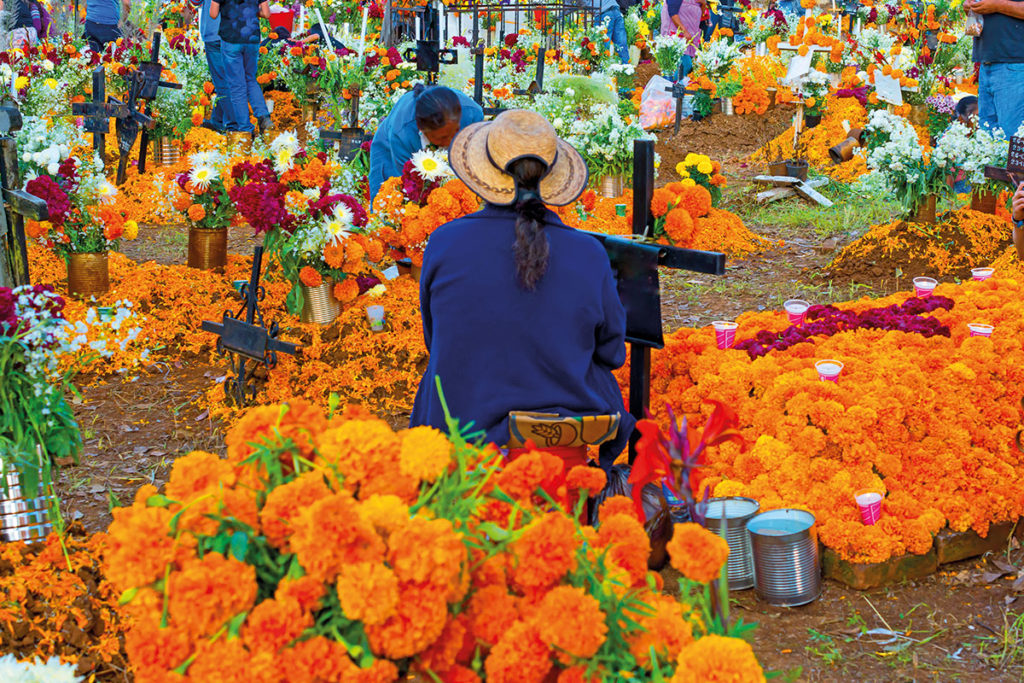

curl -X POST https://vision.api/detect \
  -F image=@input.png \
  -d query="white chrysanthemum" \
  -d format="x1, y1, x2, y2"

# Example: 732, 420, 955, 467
270, 132, 300, 152
189, 150, 225, 168
274, 146, 295, 174
323, 203, 354, 244
410, 149, 451, 182
95, 179, 117, 204
189, 165, 218, 190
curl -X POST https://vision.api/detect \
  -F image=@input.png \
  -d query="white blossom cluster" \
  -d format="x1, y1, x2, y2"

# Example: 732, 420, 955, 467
17, 116, 84, 177
933, 122, 1008, 185
694, 38, 743, 80
0, 655, 81, 683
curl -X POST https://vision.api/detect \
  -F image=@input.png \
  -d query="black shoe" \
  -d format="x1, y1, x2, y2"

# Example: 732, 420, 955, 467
201, 119, 225, 133
257, 116, 272, 134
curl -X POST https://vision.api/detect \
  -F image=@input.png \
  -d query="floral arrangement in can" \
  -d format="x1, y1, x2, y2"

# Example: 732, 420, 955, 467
172, 150, 237, 231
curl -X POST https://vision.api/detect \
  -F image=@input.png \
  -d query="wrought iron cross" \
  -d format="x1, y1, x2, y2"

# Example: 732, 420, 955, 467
985, 136, 1024, 189
136, 32, 184, 175
201, 247, 299, 407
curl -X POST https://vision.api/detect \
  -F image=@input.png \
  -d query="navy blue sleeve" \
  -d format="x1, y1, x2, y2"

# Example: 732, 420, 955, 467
595, 262, 627, 370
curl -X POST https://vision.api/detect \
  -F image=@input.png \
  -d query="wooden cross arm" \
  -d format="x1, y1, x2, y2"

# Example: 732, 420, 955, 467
583, 231, 727, 275
2, 189, 49, 222
984, 165, 1022, 188
0, 106, 24, 134
158, 80, 183, 90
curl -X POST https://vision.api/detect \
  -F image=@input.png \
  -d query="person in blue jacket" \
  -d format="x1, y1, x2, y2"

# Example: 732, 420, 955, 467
368, 84, 483, 203
410, 109, 634, 469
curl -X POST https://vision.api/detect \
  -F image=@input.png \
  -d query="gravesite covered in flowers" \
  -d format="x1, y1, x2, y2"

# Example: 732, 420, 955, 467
4, 0, 1024, 678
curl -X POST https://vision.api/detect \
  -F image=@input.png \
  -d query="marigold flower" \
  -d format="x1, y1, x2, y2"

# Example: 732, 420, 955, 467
290, 491, 386, 582
299, 266, 322, 287
364, 583, 449, 659
260, 470, 332, 550
399, 425, 453, 482
334, 277, 360, 303
359, 494, 411, 539
466, 584, 520, 646
242, 597, 311, 653
670, 635, 766, 682
389, 516, 465, 595
275, 574, 327, 612
124, 618, 192, 681
484, 620, 551, 683
565, 465, 606, 493
511, 512, 577, 591
666, 523, 730, 584
168, 552, 258, 637
533, 585, 607, 660
336, 562, 400, 625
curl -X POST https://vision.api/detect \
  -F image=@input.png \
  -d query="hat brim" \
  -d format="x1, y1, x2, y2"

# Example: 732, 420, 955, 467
448, 120, 589, 207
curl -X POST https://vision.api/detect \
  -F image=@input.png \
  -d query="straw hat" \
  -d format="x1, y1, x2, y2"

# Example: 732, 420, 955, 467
448, 110, 588, 207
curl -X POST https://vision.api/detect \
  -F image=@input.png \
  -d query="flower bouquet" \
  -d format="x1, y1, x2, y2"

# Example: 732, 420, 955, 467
563, 103, 653, 196
793, 69, 831, 119
674, 153, 728, 206
932, 122, 1009, 212
370, 150, 480, 267
104, 396, 766, 681
651, 33, 692, 79
0, 285, 82, 540
174, 151, 237, 270
25, 158, 137, 299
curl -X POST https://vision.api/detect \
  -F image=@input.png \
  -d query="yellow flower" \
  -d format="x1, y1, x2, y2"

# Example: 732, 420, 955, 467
684, 153, 698, 165
638, 20, 650, 36
123, 220, 139, 240
696, 160, 714, 175
44, 78, 58, 90
14, 76, 28, 91
681, 178, 697, 188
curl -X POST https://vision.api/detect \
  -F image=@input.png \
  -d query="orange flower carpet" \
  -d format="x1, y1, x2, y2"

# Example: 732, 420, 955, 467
628, 276, 1024, 564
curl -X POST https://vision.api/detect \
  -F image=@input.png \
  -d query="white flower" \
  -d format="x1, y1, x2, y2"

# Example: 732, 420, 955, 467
410, 149, 452, 182
95, 179, 117, 204
322, 203, 354, 244
189, 165, 218, 190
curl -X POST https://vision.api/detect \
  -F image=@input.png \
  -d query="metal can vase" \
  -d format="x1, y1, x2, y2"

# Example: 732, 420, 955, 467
0, 465, 55, 544
908, 194, 937, 224
298, 102, 318, 146
721, 97, 735, 116
971, 190, 998, 215
747, 508, 821, 606
300, 276, 341, 325
703, 497, 760, 590
188, 227, 228, 271
67, 252, 110, 299
598, 175, 626, 199
152, 137, 182, 167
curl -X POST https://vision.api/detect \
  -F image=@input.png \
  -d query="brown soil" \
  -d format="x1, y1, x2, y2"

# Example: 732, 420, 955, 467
634, 60, 661, 94
656, 105, 797, 176
119, 223, 264, 267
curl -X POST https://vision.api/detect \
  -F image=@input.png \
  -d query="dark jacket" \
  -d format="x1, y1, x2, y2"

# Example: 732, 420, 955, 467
410, 204, 634, 461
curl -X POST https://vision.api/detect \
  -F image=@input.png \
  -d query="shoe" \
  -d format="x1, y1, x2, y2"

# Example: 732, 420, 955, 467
257, 116, 272, 135
201, 119, 225, 133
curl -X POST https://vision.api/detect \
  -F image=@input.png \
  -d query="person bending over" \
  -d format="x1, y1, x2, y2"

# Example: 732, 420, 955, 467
410, 109, 633, 469
368, 84, 483, 203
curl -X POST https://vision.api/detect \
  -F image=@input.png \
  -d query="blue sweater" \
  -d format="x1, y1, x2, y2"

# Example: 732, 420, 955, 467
410, 205, 634, 460
368, 88, 483, 203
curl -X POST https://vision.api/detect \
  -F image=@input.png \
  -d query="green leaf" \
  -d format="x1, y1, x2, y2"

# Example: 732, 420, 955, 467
476, 522, 510, 542
118, 587, 139, 605
227, 611, 248, 638
229, 531, 249, 561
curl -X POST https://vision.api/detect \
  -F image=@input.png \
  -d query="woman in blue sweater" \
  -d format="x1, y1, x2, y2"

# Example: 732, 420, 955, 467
410, 110, 633, 467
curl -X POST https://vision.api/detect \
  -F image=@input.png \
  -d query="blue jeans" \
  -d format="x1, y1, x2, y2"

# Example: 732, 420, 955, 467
221, 41, 270, 132
204, 41, 231, 127
83, 20, 119, 53
599, 9, 630, 64
978, 62, 1024, 137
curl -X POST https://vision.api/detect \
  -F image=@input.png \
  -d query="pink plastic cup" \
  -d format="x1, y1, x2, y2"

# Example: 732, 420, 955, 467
815, 359, 844, 382
971, 267, 994, 281
967, 323, 993, 338
712, 321, 738, 350
784, 299, 811, 325
913, 277, 937, 297
855, 489, 883, 525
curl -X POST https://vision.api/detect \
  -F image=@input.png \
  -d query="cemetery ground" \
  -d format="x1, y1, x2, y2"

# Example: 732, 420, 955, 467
48, 164, 1024, 682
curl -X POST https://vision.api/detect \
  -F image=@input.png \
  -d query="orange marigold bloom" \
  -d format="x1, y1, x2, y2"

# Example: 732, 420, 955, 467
495, 450, 565, 502
124, 618, 192, 681
168, 552, 258, 638
242, 597, 312, 653
336, 561, 400, 625
324, 241, 345, 268
316, 418, 418, 501
484, 620, 551, 683
466, 584, 520, 646
596, 512, 650, 586
203, 81, 215, 94
365, 583, 449, 659
389, 516, 465, 594
651, 187, 673, 218
359, 493, 411, 539
290, 491, 386, 582
260, 470, 332, 551
275, 574, 327, 612
667, 522, 730, 584
399, 425, 453, 482
511, 512, 577, 591
299, 266, 322, 287
415, 614, 467, 675
664, 207, 696, 246
334, 276, 360, 303
533, 585, 607, 660
675, 185, 713, 221
165, 450, 236, 502
565, 464, 606, 493
187, 203, 206, 222
627, 593, 694, 666
670, 635, 766, 682
596, 495, 639, 521
104, 498, 176, 591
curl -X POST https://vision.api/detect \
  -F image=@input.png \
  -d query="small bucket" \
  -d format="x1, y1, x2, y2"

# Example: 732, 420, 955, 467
748, 508, 821, 606
704, 497, 760, 590
300, 277, 341, 325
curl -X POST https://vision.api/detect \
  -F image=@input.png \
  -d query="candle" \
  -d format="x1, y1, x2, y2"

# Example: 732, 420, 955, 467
358, 5, 368, 57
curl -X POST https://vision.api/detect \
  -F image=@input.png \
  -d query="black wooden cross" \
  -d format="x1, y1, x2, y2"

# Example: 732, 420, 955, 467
985, 136, 1024, 189
514, 46, 547, 97
582, 140, 726, 457
71, 66, 111, 167
201, 246, 299, 406
664, 63, 697, 135
136, 32, 184, 176
0, 105, 49, 287
395, 4, 457, 85
112, 72, 156, 186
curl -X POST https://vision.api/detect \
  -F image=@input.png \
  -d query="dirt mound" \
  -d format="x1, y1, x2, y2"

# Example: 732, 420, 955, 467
821, 209, 1013, 289
634, 60, 660, 93
656, 104, 797, 175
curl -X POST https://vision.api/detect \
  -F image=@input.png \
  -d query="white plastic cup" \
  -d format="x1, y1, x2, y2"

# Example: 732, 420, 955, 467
971, 267, 994, 281
366, 305, 385, 332
967, 323, 993, 338
712, 321, 738, 349
913, 277, 937, 297
815, 359, 844, 382
855, 489, 883, 525
783, 299, 811, 325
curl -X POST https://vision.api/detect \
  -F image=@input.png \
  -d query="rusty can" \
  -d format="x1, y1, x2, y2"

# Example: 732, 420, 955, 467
67, 252, 110, 300
188, 227, 228, 271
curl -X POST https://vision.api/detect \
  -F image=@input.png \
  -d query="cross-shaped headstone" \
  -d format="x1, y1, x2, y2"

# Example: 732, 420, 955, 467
0, 105, 48, 287
985, 136, 1024, 189
664, 63, 697, 135
514, 46, 547, 97
136, 32, 184, 176
397, 5, 457, 84
71, 66, 111, 167
201, 246, 299, 406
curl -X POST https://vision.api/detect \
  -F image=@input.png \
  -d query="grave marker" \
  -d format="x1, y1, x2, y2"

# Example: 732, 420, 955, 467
0, 104, 48, 287
136, 32, 184, 175
984, 136, 1024, 189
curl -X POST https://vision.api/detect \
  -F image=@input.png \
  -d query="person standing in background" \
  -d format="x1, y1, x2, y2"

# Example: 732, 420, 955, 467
1, 0, 39, 50
596, 0, 630, 64
210, 0, 272, 136
964, 0, 1024, 136
189, 0, 232, 131
29, 0, 50, 41
662, 0, 704, 57
84, 0, 129, 52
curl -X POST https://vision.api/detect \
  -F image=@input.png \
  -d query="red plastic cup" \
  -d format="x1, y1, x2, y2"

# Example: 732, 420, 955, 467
712, 321, 738, 349
971, 267, 994, 281
815, 359, 844, 382
855, 489, 883, 525
913, 277, 937, 297
967, 323, 993, 337
784, 299, 810, 325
